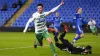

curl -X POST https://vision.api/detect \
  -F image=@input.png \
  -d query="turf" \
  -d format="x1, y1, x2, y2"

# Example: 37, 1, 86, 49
0, 32, 100, 56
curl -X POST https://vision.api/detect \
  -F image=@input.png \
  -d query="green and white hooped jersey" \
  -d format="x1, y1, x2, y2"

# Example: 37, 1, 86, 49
88, 20, 96, 29
34, 12, 47, 34
23, 4, 61, 34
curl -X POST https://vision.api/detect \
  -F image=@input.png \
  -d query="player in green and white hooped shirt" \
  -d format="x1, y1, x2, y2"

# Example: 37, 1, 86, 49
88, 18, 98, 38
23, 0, 64, 56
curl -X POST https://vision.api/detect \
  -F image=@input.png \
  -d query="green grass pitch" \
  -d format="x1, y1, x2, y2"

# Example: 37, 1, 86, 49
0, 32, 100, 56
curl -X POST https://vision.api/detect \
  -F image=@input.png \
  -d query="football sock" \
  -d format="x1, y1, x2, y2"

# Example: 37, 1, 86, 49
96, 32, 98, 36
50, 43, 56, 55
35, 42, 40, 46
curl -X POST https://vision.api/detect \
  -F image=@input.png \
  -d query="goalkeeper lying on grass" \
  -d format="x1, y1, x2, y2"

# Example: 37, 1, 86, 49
55, 35, 92, 54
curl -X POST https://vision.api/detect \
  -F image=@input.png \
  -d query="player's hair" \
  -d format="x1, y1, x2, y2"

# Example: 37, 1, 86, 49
85, 45, 92, 50
77, 7, 82, 12
81, 45, 92, 54
37, 3, 43, 8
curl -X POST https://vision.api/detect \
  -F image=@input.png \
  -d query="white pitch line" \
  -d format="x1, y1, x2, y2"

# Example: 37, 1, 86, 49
0, 46, 33, 50
76, 42, 96, 44
0, 42, 96, 51
0, 45, 49, 51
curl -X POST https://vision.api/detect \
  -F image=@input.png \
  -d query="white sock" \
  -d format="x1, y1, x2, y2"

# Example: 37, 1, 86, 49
73, 40, 76, 42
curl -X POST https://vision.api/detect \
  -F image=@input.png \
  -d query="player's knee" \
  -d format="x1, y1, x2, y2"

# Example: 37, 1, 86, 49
80, 35, 84, 38
81, 36, 84, 38
48, 39, 52, 44
46, 37, 53, 44
80, 34, 84, 37
82, 34, 84, 37
48, 40, 52, 44
75, 34, 79, 38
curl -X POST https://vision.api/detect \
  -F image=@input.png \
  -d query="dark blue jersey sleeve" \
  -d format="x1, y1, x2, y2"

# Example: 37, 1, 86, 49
72, 14, 77, 26
72, 19, 76, 26
51, 17, 55, 24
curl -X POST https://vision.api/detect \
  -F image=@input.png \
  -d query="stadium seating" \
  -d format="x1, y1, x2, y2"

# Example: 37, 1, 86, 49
0, 0, 27, 27
12, 0, 100, 28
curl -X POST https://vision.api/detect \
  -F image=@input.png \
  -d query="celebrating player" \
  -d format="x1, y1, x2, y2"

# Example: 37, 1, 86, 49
23, 0, 64, 56
72, 7, 87, 45
88, 18, 98, 38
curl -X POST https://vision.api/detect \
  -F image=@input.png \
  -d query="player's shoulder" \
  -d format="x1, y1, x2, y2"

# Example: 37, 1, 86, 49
33, 12, 38, 15
32, 12, 39, 17
93, 20, 96, 23
73, 13, 78, 19
43, 11, 47, 13
74, 13, 78, 17
75, 13, 80, 16
53, 17, 57, 18
43, 11, 48, 15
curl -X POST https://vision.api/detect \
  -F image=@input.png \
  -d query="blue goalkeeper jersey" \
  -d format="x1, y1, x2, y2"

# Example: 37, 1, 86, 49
52, 17, 62, 27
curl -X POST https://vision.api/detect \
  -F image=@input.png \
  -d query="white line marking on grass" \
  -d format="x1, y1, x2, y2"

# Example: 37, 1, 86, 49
76, 42, 96, 44
0, 42, 96, 51
0, 46, 33, 50
0, 45, 49, 51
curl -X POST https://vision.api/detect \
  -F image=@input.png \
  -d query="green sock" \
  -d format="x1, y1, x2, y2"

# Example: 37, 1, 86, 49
35, 42, 40, 46
50, 43, 56, 55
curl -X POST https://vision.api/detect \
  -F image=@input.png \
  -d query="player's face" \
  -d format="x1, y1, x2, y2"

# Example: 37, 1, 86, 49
78, 8, 82, 14
56, 12, 59, 17
37, 6, 43, 13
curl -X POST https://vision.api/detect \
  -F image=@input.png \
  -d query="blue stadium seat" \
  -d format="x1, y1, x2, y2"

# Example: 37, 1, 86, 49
0, 0, 27, 27
12, 0, 100, 28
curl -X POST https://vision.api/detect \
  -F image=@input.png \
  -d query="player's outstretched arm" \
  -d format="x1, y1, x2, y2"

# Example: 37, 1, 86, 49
45, 0, 64, 16
23, 17, 34, 33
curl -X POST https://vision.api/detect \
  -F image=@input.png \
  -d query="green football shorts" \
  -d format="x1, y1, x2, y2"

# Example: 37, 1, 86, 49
90, 27, 97, 33
36, 30, 50, 42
